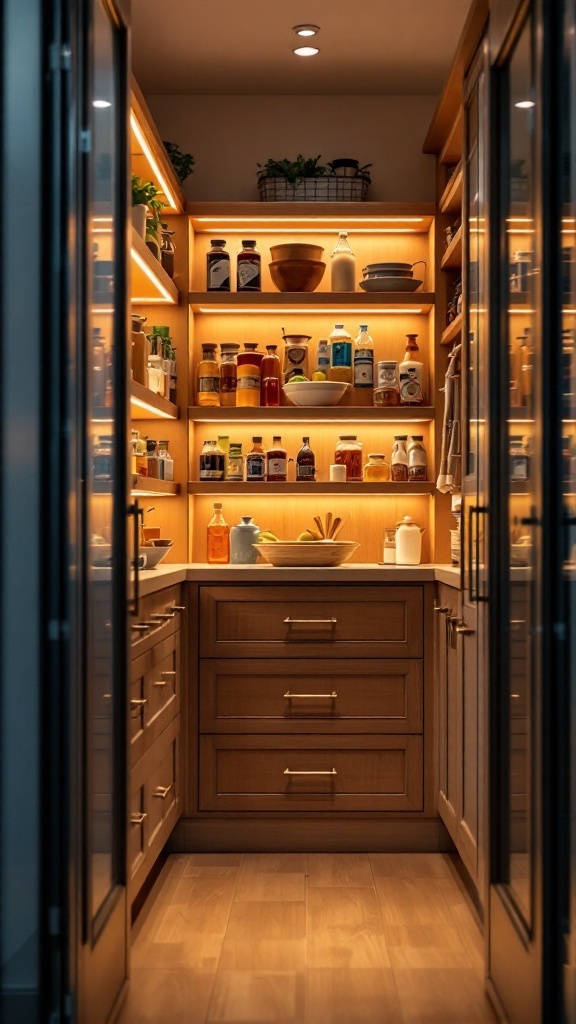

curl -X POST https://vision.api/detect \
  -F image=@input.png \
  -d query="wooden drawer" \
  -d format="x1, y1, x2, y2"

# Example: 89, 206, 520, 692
130, 630, 181, 765
200, 585, 423, 659
130, 715, 181, 896
199, 734, 423, 813
199, 659, 423, 735
130, 584, 185, 655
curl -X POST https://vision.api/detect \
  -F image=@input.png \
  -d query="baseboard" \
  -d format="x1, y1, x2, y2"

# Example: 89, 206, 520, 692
167, 816, 454, 853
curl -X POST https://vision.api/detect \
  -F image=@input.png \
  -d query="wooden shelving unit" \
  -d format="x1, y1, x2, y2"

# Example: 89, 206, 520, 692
440, 227, 462, 271
130, 76, 186, 215
188, 481, 436, 496
131, 475, 180, 496
188, 202, 435, 232
439, 163, 463, 214
439, 109, 463, 166
440, 313, 463, 346
131, 228, 179, 305
131, 381, 179, 420
189, 291, 435, 312
188, 406, 436, 423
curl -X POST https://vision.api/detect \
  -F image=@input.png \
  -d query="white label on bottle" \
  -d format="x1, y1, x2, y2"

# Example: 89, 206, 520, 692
399, 366, 422, 402
198, 376, 220, 393
237, 376, 260, 390
237, 262, 260, 288
354, 351, 374, 386
297, 465, 315, 479
267, 457, 287, 477
409, 448, 427, 467
209, 258, 230, 288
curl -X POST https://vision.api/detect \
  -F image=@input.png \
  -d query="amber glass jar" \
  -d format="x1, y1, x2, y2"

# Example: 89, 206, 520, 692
219, 343, 239, 407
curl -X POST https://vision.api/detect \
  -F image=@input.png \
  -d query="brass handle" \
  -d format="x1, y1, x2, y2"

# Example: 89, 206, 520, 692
150, 612, 175, 620
153, 680, 167, 688
434, 605, 449, 614
511, 693, 521, 699
456, 624, 475, 635
284, 691, 337, 699
131, 812, 147, 825
284, 617, 337, 625
448, 615, 459, 623
161, 670, 176, 676
170, 605, 186, 611
153, 785, 172, 799
131, 698, 147, 708
131, 623, 149, 632
284, 768, 337, 776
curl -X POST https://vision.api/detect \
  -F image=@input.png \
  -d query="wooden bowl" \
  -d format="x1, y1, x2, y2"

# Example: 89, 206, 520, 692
269, 259, 326, 292
270, 242, 324, 262
256, 540, 359, 567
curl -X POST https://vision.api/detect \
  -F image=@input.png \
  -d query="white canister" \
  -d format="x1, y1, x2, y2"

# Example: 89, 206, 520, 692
395, 515, 424, 565
329, 464, 347, 483
230, 516, 261, 564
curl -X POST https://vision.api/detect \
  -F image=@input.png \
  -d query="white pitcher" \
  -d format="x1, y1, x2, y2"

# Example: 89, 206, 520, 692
395, 515, 425, 565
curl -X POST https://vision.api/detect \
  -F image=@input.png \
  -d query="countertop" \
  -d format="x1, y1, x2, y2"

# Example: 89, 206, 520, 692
137, 562, 462, 596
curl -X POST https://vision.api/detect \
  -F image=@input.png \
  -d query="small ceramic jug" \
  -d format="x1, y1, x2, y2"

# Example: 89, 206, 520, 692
230, 516, 261, 564
395, 515, 425, 565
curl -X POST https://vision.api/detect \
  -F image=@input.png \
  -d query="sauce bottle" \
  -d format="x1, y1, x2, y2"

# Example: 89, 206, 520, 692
266, 436, 288, 482
407, 436, 428, 481
200, 439, 225, 481
330, 231, 356, 292
399, 334, 425, 405
354, 324, 374, 388
261, 344, 281, 406
296, 437, 316, 481
246, 437, 266, 481
220, 343, 239, 407
207, 239, 230, 291
391, 436, 409, 482
207, 503, 230, 564
197, 344, 220, 407
237, 240, 261, 291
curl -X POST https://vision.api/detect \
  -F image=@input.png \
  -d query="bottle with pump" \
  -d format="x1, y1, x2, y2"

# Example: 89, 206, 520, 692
207, 503, 230, 564
296, 437, 316, 482
399, 334, 425, 405
354, 324, 374, 388
330, 231, 356, 292
266, 436, 287, 482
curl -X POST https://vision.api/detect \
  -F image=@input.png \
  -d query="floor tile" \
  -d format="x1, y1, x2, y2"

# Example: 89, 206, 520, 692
218, 901, 306, 970
306, 887, 390, 969
394, 967, 496, 1023
369, 853, 454, 879
304, 968, 402, 1023
118, 969, 215, 1024
206, 971, 305, 1023
306, 853, 374, 888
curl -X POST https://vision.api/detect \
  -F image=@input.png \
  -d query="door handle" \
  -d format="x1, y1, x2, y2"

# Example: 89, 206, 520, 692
153, 785, 172, 799
284, 691, 338, 699
434, 605, 449, 614
127, 500, 143, 616
150, 612, 174, 620
456, 623, 476, 635
170, 605, 186, 611
284, 617, 337, 625
130, 812, 147, 825
284, 768, 337, 776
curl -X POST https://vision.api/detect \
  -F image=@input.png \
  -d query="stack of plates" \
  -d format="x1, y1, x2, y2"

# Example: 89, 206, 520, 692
360, 261, 424, 293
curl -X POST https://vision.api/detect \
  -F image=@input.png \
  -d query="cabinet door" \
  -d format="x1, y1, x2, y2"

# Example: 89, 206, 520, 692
436, 586, 459, 844
458, 606, 479, 880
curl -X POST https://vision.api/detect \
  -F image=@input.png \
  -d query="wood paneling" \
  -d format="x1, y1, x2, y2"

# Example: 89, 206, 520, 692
130, 584, 184, 655
130, 715, 181, 898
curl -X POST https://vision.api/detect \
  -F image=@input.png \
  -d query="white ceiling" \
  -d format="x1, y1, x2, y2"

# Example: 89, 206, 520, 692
131, 0, 474, 96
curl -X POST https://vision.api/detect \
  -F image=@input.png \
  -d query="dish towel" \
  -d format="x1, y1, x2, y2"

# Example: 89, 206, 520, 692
437, 342, 462, 493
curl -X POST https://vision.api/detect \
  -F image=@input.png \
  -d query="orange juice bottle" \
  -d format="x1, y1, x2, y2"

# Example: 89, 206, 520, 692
207, 502, 230, 563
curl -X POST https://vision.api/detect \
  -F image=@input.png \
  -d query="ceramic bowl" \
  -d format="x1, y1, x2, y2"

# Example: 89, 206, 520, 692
283, 380, 351, 407
138, 545, 171, 569
256, 540, 359, 568
269, 259, 326, 292
359, 277, 423, 292
269, 242, 324, 262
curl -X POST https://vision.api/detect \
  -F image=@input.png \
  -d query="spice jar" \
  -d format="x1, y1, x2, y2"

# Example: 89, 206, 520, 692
391, 436, 408, 482
374, 361, 400, 407
334, 435, 363, 481
207, 239, 230, 291
363, 453, 390, 482
219, 343, 239, 408
237, 240, 261, 292
408, 436, 428, 481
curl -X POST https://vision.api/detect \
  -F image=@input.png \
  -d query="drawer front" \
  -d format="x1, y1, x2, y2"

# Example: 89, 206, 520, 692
199, 735, 423, 812
146, 734, 178, 847
130, 584, 185, 654
200, 585, 423, 659
130, 786, 146, 880
130, 715, 181, 896
130, 631, 181, 765
199, 659, 423, 734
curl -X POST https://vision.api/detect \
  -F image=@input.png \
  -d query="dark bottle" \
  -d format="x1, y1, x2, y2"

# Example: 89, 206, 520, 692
160, 223, 176, 278
266, 436, 287, 482
207, 239, 230, 291
296, 436, 315, 482
237, 240, 261, 292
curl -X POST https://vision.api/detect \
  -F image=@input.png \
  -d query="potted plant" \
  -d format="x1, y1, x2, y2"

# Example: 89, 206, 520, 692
256, 154, 371, 202
327, 159, 372, 183
131, 174, 164, 245
163, 141, 195, 183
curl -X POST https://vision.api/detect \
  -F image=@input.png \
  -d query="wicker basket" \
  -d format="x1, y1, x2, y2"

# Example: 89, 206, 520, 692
258, 176, 369, 203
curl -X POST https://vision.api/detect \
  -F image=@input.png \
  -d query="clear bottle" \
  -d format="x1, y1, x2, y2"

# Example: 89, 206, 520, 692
207, 503, 230, 564
328, 324, 353, 384
363, 453, 390, 482
391, 435, 409, 482
335, 435, 363, 481
399, 334, 425, 406
220, 343, 239, 408
296, 436, 316, 482
237, 240, 261, 292
510, 435, 530, 481
94, 435, 113, 480
157, 440, 174, 482
330, 230, 356, 292
408, 436, 428, 481
200, 439, 225, 481
207, 239, 230, 291
246, 436, 266, 481
261, 344, 281, 406
374, 361, 400, 406
197, 344, 220, 407
316, 338, 330, 377
266, 436, 288, 482
227, 443, 244, 482
354, 325, 374, 388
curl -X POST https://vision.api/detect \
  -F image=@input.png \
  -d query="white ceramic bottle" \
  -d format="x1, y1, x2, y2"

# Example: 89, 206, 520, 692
330, 231, 356, 292
395, 515, 424, 565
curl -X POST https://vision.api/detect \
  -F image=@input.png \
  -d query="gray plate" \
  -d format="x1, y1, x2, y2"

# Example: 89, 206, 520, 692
359, 277, 424, 292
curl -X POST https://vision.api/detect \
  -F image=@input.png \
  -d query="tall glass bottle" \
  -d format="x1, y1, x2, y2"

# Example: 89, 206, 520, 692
197, 344, 220, 407
207, 503, 230, 564
207, 239, 230, 291
220, 343, 239, 407
354, 324, 374, 388
237, 240, 261, 292
246, 437, 266, 481
296, 436, 316, 481
330, 230, 356, 292
261, 344, 281, 406
328, 324, 353, 384
399, 334, 425, 405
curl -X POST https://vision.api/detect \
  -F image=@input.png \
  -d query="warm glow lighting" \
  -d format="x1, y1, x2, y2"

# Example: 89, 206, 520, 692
131, 488, 177, 497
192, 417, 433, 424
293, 45, 319, 56
294, 24, 320, 36
93, 99, 112, 109
506, 229, 534, 234
515, 100, 535, 109
194, 217, 424, 224
131, 111, 178, 211
197, 307, 425, 315
507, 217, 534, 223
131, 247, 175, 303
196, 228, 419, 235
131, 395, 177, 419
91, 307, 114, 314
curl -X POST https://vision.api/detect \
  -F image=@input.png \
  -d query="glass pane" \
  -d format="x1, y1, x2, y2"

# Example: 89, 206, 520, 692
504, 13, 537, 927
88, 0, 120, 923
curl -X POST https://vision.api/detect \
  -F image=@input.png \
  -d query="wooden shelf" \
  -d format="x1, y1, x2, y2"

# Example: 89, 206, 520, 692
440, 313, 463, 346
439, 109, 463, 166
131, 476, 180, 496
189, 291, 435, 312
131, 228, 179, 305
131, 76, 186, 214
188, 406, 435, 423
440, 227, 462, 271
439, 163, 463, 215
188, 481, 436, 496
188, 202, 435, 232
131, 381, 179, 420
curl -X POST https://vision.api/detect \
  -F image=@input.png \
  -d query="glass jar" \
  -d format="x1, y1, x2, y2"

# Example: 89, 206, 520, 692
261, 345, 281, 406
237, 240, 261, 292
197, 344, 220, 407
383, 528, 397, 564
374, 361, 400, 406
408, 436, 428, 481
219, 343, 239, 407
207, 239, 230, 291
200, 439, 225, 481
391, 436, 408, 482
363, 453, 390, 482
334, 435, 363, 481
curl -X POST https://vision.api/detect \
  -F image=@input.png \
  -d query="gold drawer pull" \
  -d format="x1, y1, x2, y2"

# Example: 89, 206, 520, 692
153, 670, 176, 688
153, 785, 172, 799
152, 680, 167, 687
434, 605, 449, 614
131, 623, 150, 632
456, 624, 475, 635
131, 698, 147, 708
284, 617, 337, 625
161, 670, 176, 676
150, 612, 175, 620
131, 812, 147, 825
284, 691, 337, 699
284, 768, 337, 776
170, 605, 186, 611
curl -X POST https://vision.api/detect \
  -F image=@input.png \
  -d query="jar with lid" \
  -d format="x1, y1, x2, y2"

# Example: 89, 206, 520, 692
261, 345, 281, 406
334, 435, 363, 481
230, 516, 262, 564
228, 443, 244, 482
237, 358, 261, 408
363, 453, 390, 482
383, 528, 397, 564
391, 436, 408, 482
282, 333, 310, 383
374, 361, 400, 406
237, 240, 261, 292
396, 516, 424, 565
510, 435, 529, 481
160, 224, 176, 278
328, 324, 353, 385
219, 343, 239, 407
197, 344, 220, 407
200, 439, 225, 481
207, 239, 230, 291
237, 342, 264, 371
94, 436, 113, 481
408, 436, 428, 481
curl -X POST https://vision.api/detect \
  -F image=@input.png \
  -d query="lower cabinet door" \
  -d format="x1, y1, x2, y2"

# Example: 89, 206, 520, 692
199, 734, 423, 813
130, 714, 181, 897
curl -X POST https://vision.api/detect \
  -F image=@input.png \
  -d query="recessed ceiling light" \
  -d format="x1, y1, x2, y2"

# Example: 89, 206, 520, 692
93, 99, 112, 108
294, 46, 319, 57
293, 24, 320, 37
515, 100, 535, 108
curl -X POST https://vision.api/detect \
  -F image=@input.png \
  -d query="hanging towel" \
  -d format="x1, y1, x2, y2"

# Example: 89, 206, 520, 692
437, 342, 462, 493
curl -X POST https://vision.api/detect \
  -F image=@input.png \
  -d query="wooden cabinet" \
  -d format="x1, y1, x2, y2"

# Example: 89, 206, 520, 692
129, 584, 185, 901
436, 583, 460, 841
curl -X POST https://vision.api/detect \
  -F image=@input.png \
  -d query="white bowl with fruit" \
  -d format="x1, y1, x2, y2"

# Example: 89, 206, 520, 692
283, 372, 351, 407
